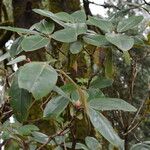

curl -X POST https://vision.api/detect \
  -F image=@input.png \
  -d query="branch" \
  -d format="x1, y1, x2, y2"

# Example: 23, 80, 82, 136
88, 1, 120, 10
143, 0, 150, 6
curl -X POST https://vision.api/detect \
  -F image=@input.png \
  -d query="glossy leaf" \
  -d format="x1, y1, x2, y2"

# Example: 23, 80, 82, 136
130, 142, 150, 150
70, 41, 83, 54
66, 142, 88, 150
9, 72, 32, 122
52, 28, 77, 43
7, 55, 26, 65
83, 34, 109, 47
89, 98, 137, 112
106, 33, 134, 51
21, 35, 49, 51
18, 62, 58, 100
9, 37, 24, 57
90, 77, 113, 89
87, 16, 114, 32
89, 108, 124, 148
43, 96, 69, 118
117, 16, 143, 32
32, 19, 54, 34
85, 136, 102, 150
0, 26, 37, 34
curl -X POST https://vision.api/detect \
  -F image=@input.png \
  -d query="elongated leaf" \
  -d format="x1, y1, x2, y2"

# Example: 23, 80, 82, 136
89, 108, 124, 148
87, 16, 114, 32
9, 72, 32, 122
0, 26, 37, 34
106, 33, 134, 51
17, 125, 39, 136
85, 136, 102, 150
0, 52, 10, 62
70, 41, 83, 54
89, 98, 137, 112
130, 142, 150, 150
117, 16, 143, 32
32, 19, 54, 34
83, 34, 109, 47
18, 62, 58, 100
33, 9, 65, 27
52, 28, 77, 43
21, 35, 49, 51
9, 37, 24, 57
90, 77, 113, 89
43, 96, 69, 118
7, 55, 26, 65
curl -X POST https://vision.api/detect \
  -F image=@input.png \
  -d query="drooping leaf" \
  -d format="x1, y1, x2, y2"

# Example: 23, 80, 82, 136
85, 136, 102, 150
70, 41, 83, 54
87, 16, 114, 32
106, 33, 134, 51
43, 96, 69, 118
52, 28, 77, 43
21, 35, 49, 51
9, 37, 24, 57
7, 55, 26, 65
32, 19, 55, 34
0, 26, 38, 34
0, 52, 10, 62
17, 125, 39, 136
123, 51, 131, 65
18, 62, 58, 100
117, 16, 143, 32
89, 98, 137, 112
83, 34, 109, 47
88, 108, 124, 148
90, 77, 113, 89
104, 49, 114, 78
9, 72, 32, 122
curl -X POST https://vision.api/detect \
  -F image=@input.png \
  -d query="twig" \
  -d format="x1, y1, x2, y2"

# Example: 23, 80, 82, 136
143, 0, 150, 6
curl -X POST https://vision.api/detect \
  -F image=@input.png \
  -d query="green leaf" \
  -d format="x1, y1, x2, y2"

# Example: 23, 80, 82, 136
66, 143, 88, 150
85, 136, 102, 150
70, 41, 83, 54
7, 55, 26, 65
56, 12, 74, 22
130, 142, 150, 150
89, 98, 137, 112
33, 9, 65, 27
21, 35, 49, 51
90, 77, 113, 89
0, 52, 10, 62
87, 16, 114, 32
17, 125, 39, 136
9, 72, 32, 122
83, 34, 109, 47
123, 51, 131, 65
105, 33, 134, 51
18, 62, 58, 100
52, 28, 77, 43
43, 96, 69, 118
71, 10, 86, 23
117, 16, 143, 32
9, 37, 24, 57
32, 19, 54, 34
0, 26, 38, 34
88, 108, 124, 148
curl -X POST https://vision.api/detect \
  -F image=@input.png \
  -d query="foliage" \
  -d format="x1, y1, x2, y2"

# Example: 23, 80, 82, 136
0, 1, 150, 150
